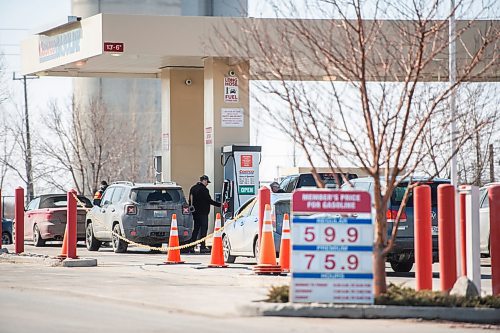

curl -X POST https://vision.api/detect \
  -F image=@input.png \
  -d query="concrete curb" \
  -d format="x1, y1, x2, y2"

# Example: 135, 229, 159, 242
0, 252, 62, 266
238, 303, 500, 324
62, 258, 98, 267
0, 253, 98, 267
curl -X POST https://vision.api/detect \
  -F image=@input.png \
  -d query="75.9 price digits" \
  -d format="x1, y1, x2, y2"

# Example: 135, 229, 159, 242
303, 253, 359, 271
304, 225, 359, 244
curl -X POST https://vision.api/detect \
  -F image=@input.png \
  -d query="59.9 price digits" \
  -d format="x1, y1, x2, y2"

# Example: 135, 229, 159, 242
303, 225, 359, 244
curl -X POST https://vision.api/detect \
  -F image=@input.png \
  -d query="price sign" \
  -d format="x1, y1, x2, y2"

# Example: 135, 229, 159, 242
291, 190, 373, 304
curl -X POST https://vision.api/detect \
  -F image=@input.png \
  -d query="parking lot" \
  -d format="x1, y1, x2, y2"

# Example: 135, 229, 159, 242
0, 242, 495, 333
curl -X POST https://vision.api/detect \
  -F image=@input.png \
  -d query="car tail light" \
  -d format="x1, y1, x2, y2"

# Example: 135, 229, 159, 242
386, 209, 407, 223
182, 204, 190, 215
125, 204, 137, 215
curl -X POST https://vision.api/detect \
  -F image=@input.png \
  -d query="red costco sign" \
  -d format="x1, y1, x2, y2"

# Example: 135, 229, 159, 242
292, 190, 371, 213
240, 155, 253, 168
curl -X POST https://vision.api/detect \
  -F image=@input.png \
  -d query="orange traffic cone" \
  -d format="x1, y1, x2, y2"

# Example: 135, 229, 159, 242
254, 204, 282, 275
164, 214, 184, 264
59, 227, 68, 258
208, 213, 228, 267
279, 213, 291, 273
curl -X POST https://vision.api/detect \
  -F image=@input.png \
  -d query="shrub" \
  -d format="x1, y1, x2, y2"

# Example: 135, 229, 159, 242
265, 283, 500, 308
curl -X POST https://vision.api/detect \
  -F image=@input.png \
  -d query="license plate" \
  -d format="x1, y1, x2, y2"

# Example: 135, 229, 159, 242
432, 226, 439, 235
154, 210, 168, 218
150, 231, 166, 237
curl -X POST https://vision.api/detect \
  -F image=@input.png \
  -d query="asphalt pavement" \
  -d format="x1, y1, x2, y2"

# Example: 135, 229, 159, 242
0, 242, 496, 333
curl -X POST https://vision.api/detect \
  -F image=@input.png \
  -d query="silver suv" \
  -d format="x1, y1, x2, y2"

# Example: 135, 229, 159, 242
85, 182, 193, 253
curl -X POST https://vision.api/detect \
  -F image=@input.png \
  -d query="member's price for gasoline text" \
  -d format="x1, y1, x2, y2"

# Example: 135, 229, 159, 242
293, 251, 372, 273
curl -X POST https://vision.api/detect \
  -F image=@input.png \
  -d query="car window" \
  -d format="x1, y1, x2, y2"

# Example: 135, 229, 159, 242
111, 187, 125, 204
287, 176, 299, 192
248, 200, 261, 216
392, 182, 444, 207
352, 181, 370, 191
480, 188, 489, 208
236, 198, 256, 217
131, 188, 181, 203
39, 195, 92, 208
26, 197, 40, 210
279, 177, 291, 192
101, 188, 115, 206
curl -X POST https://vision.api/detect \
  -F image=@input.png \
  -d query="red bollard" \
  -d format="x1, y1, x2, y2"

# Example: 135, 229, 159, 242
15, 187, 24, 254
438, 184, 457, 291
258, 186, 271, 247
67, 189, 77, 259
489, 186, 500, 295
414, 185, 432, 290
460, 191, 467, 276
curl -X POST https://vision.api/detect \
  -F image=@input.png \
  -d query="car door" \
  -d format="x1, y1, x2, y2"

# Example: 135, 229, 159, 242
24, 197, 40, 240
227, 198, 256, 253
93, 188, 115, 239
479, 188, 490, 254
239, 200, 260, 253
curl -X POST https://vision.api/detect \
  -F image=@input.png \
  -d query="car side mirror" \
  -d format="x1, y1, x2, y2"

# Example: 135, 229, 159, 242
223, 212, 233, 220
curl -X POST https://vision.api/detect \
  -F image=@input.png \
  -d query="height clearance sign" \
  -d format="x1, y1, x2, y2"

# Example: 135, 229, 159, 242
291, 190, 374, 304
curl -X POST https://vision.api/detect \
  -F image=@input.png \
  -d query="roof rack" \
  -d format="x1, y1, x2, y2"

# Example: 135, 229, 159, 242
154, 181, 177, 185
112, 181, 135, 186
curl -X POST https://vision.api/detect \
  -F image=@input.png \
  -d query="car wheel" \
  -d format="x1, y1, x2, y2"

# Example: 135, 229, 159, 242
253, 238, 260, 263
33, 225, 45, 247
85, 223, 101, 251
390, 260, 413, 273
112, 224, 128, 253
2, 232, 12, 245
222, 234, 236, 264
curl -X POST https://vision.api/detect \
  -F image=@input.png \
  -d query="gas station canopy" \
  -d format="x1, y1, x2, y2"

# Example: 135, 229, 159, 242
21, 14, 499, 81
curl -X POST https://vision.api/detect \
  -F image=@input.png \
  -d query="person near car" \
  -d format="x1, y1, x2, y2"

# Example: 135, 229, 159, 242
270, 181, 285, 193
188, 175, 221, 253
93, 180, 109, 205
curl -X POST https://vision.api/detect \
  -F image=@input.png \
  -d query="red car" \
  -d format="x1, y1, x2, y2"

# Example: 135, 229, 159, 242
24, 194, 92, 246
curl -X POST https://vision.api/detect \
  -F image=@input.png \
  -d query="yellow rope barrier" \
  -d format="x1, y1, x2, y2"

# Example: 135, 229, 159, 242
72, 192, 257, 252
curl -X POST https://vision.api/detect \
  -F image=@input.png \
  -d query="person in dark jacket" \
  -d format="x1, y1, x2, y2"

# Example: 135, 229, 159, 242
270, 181, 285, 193
93, 180, 108, 205
188, 175, 221, 253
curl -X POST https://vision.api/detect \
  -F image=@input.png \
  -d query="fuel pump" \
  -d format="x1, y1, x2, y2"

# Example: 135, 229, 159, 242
221, 145, 261, 219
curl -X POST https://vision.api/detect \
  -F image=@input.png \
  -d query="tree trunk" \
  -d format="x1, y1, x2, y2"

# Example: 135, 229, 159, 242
373, 243, 387, 295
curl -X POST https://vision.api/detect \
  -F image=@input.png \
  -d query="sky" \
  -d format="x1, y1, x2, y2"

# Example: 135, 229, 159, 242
0, 0, 308, 197
0, 0, 499, 197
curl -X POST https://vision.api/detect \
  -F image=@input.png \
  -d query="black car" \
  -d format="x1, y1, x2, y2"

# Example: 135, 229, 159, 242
2, 218, 13, 245
342, 177, 450, 272
279, 172, 358, 192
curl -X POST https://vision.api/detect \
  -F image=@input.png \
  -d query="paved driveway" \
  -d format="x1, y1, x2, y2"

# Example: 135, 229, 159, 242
0, 243, 495, 333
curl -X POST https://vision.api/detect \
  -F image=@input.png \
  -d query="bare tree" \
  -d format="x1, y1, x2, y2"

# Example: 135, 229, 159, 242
39, 94, 158, 195
213, 0, 499, 294
39, 97, 115, 195
455, 84, 499, 185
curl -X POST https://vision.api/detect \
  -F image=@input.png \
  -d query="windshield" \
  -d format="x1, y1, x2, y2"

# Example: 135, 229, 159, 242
40, 195, 92, 208
391, 182, 446, 207
298, 173, 357, 188
131, 188, 182, 203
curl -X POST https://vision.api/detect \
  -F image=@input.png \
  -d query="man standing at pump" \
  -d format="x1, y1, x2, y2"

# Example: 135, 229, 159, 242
188, 175, 221, 253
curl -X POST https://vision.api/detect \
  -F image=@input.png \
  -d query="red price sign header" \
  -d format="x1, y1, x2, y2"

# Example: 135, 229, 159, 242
104, 42, 124, 53
292, 190, 371, 213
